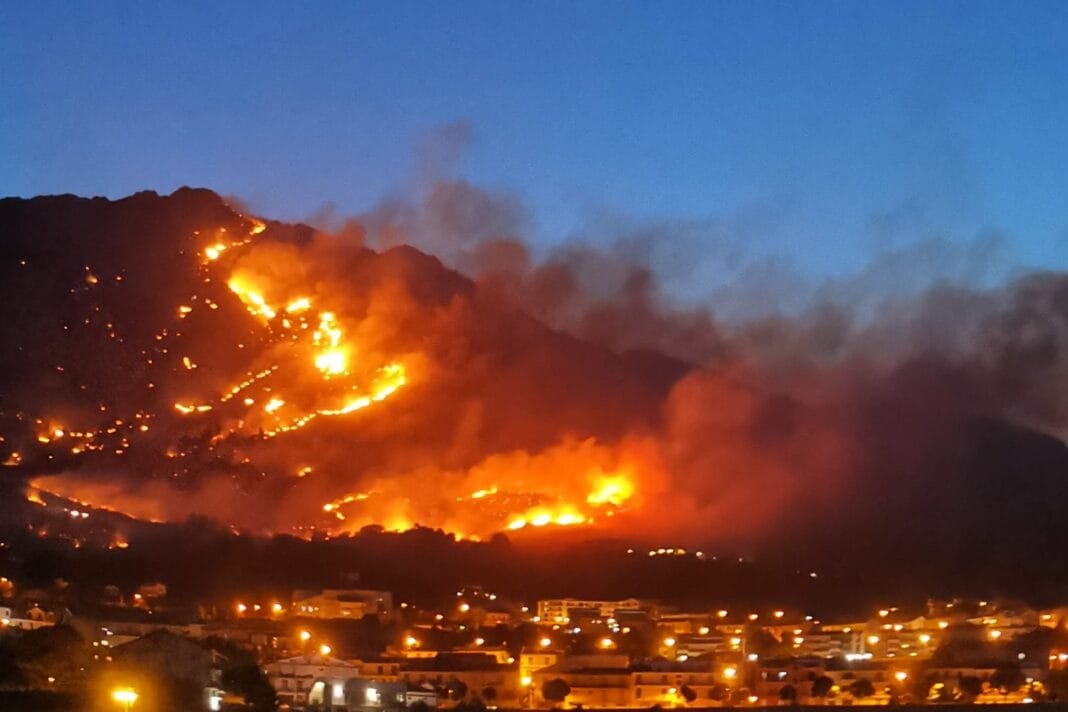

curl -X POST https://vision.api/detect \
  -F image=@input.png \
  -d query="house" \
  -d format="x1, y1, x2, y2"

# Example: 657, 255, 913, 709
754, 657, 827, 699
398, 652, 519, 707
532, 655, 631, 708
292, 589, 394, 620
266, 653, 362, 708
632, 658, 725, 707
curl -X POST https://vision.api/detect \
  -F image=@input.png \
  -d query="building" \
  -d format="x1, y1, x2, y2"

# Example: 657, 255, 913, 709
398, 652, 519, 706
266, 653, 363, 708
791, 631, 866, 659
0, 604, 58, 631
754, 657, 827, 700
537, 598, 643, 623
292, 589, 394, 620
520, 651, 561, 687
532, 655, 632, 708
632, 659, 724, 707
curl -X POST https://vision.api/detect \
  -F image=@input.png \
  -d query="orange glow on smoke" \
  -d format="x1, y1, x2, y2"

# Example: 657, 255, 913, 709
14, 212, 694, 543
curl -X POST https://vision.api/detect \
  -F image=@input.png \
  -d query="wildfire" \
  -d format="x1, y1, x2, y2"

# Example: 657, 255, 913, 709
314, 439, 644, 539
587, 474, 635, 507
174, 402, 212, 414
10, 206, 653, 543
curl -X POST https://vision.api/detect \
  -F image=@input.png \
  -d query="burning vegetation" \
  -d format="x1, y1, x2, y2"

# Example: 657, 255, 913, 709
3, 185, 1068, 592
0, 189, 659, 542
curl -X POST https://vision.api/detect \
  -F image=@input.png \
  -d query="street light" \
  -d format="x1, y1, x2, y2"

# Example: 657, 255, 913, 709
112, 687, 138, 712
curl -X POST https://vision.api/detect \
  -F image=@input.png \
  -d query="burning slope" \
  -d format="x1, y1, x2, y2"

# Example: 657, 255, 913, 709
0, 189, 678, 539
4, 187, 1068, 571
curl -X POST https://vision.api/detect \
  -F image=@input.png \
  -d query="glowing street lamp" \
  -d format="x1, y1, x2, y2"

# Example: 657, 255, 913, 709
112, 687, 138, 711
319, 643, 332, 655
299, 629, 312, 642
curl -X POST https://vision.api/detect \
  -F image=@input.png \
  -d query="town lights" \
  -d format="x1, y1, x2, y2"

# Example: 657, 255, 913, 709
895, 671, 908, 682
459, 603, 471, 613
599, 637, 615, 649
663, 637, 676, 648
299, 630, 311, 642
235, 602, 247, 614
319, 644, 332, 655
405, 635, 419, 648
112, 687, 138, 711
539, 637, 552, 648
867, 635, 880, 645
717, 610, 729, 618
271, 602, 283, 615
521, 676, 533, 687
919, 634, 931, 644
723, 666, 737, 679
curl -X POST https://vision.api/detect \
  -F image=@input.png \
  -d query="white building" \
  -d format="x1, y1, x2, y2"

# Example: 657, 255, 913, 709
537, 598, 643, 623
265, 653, 361, 708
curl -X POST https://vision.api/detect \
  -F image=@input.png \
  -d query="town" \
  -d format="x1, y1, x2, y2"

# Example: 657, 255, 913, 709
3, 580, 1068, 711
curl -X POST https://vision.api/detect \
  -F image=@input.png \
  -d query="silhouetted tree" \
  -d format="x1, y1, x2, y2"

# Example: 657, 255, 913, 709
811, 676, 834, 699
958, 676, 983, 701
991, 665, 1025, 693
680, 685, 697, 703
222, 662, 276, 712
448, 678, 469, 701
850, 679, 875, 699
779, 684, 797, 703
1047, 671, 1068, 701
542, 678, 571, 703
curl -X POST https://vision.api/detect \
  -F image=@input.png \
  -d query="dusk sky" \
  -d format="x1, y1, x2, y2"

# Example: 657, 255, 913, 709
4, 1, 1068, 287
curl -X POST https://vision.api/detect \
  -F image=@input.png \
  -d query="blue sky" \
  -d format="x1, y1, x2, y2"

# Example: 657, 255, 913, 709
3, 1, 1068, 293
